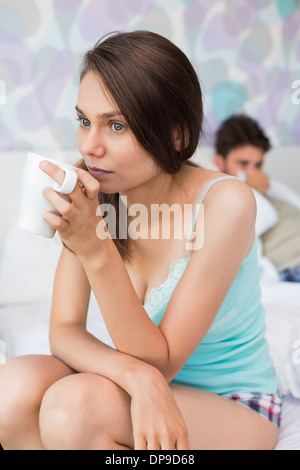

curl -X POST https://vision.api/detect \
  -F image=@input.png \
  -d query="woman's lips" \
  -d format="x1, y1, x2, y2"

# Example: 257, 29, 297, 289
88, 167, 113, 178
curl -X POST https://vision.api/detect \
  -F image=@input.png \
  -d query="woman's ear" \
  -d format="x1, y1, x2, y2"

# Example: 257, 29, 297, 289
214, 154, 226, 171
173, 124, 190, 151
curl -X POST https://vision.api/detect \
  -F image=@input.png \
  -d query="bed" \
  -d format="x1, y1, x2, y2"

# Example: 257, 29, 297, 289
0, 149, 300, 450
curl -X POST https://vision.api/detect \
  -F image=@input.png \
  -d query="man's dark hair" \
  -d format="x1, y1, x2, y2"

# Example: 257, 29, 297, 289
215, 114, 271, 158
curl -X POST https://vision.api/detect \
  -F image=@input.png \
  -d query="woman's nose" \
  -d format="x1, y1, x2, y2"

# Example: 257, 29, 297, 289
80, 129, 105, 158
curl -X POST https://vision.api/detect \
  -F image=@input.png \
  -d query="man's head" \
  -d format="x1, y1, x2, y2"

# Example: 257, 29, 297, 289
214, 115, 271, 178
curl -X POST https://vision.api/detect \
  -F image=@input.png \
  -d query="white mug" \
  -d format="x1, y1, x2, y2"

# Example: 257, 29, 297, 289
18, 152, 78, 238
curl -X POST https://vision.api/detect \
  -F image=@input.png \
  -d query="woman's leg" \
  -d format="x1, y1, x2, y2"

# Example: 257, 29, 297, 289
171, 384, 280, 450
0, 355, 74, 450
39, 372, 134, 450
39, 372, 279, 450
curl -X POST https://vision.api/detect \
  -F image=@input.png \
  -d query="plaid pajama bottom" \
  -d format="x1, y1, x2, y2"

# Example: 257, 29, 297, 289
224, 392, 282, 428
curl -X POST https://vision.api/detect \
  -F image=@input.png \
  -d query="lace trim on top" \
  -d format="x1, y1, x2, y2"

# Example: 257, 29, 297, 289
144, 257, 190, 319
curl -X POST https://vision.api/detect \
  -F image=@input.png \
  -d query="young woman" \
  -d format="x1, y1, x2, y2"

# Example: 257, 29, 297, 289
0, 31, 281, 450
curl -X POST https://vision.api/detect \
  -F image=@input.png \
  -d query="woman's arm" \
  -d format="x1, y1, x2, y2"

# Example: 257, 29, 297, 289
43, 163, 169, 369
49, 246, 189, 450
49, 245, 152, 385
43, 163, 256, 381
78, 179, 256, 380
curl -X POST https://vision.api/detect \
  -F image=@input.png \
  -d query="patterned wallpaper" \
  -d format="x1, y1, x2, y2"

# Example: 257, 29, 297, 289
0, 0, 299, 153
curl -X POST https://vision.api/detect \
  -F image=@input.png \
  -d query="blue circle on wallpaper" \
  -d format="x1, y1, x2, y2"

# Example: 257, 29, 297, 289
212, 82, 248, 121
276, 0, 300, 19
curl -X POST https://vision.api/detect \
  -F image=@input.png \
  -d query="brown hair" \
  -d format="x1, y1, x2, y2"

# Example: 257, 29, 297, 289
215, 114, 271, 159
78, 31, 203, 259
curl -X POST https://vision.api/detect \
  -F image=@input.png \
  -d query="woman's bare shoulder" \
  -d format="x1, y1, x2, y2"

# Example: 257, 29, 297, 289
185, 166, 257, 234
184, 166, 254, 204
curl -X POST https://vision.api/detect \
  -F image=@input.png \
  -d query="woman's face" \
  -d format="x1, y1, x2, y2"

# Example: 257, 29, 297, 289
76, 71, 161, 194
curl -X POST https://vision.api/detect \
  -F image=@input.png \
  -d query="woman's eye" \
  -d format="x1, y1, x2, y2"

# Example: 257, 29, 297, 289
81, 118, 91, 128
111, 122, 125, 132
77, 117, 91, 128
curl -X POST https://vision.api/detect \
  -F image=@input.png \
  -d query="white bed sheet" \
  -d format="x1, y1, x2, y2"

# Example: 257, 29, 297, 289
274, 395, 300, 450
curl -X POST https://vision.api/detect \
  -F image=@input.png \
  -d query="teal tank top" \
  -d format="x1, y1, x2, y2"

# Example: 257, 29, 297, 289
144, 176, 279, 396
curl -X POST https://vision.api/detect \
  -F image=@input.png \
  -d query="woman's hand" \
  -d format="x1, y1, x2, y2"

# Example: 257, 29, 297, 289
125, 364, 189, 450
40, 161, 102, 257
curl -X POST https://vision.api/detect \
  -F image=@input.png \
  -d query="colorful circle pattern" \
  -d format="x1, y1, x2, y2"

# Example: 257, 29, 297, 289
0, 0, 299, 151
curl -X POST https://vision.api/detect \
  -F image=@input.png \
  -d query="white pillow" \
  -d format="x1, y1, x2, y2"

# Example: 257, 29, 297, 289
0, 223, 62, 305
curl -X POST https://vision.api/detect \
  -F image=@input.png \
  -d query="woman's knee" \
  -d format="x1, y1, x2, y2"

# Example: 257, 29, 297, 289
0, 355, 72, 439
40, 373, 132, 450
